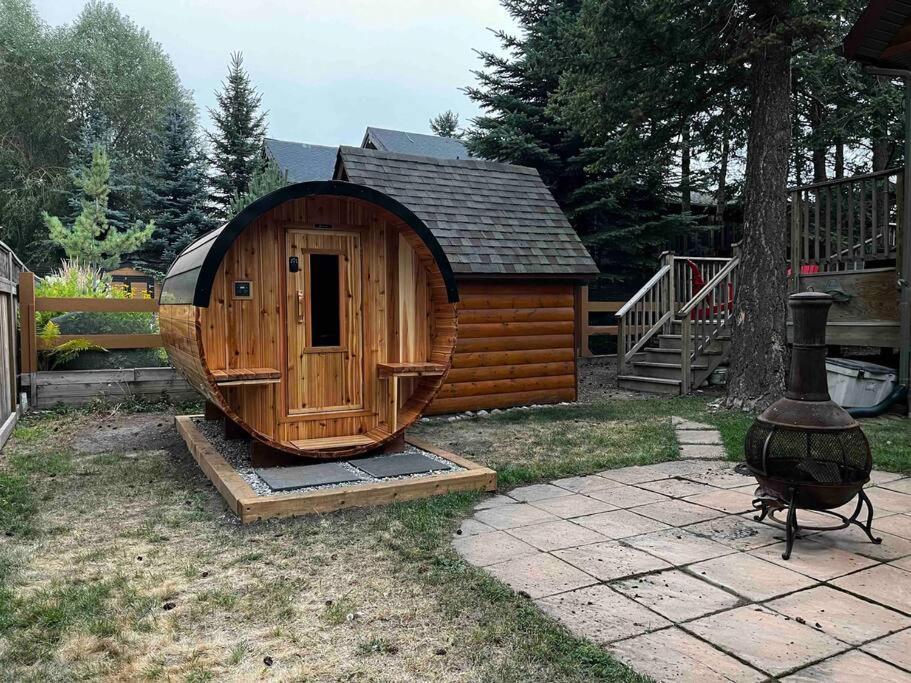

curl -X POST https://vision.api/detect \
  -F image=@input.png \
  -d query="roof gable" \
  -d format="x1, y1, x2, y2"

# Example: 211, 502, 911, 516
362, 127, 470, 160
337, 146, 597, 278
264, 138, 337, 182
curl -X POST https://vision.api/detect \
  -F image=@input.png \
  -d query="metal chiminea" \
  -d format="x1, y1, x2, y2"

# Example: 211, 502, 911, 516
744, 292, 880, 560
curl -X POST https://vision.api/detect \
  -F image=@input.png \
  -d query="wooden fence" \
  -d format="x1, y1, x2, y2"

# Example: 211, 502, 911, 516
18, 272, 195, 408
579, 287, 623, 358
0, 241, 26, 448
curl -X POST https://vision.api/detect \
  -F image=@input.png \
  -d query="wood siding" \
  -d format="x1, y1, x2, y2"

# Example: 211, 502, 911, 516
428, 281, 577, 414
160, 195, 456, 458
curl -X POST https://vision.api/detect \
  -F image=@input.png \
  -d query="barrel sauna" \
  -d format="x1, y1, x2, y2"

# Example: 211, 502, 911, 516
159, 181, 459, 459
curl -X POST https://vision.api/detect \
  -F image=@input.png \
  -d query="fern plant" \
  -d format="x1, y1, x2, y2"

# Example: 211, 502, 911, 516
37, 316, 108, 370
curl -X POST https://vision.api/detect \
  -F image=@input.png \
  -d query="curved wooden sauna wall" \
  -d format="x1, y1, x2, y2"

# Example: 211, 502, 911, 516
159, 181, 459, 459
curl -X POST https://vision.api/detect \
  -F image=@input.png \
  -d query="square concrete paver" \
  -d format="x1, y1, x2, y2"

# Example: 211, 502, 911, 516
575, 509, 671, 539
609, 627, 765, 683
869, 470, 907, 486
453, 530, 540, 567
687, 606, 848, 676
473, 494, 517, 510
624, 528, 736, 566
598, 465, 669, 484
473, 503, 558, 530
678, 444, 727, 459
685, 468, 755, 489
352, 452, 448, 478
882, 478, 911, 495
507, 483, 574, 502
748, 540, 879, 580
634, 498, 725, 526
455, 518, 494, 536
676, 429, 722, 445
484, 553, 597, 599
587, 484, 669, 508
862, 627, 911, 672
831, 564, 911, 613
554, 541, 671, 581
536, 584, 670, 644
874, 513, 911, 541
783, 650, 911, 682
551, 474, 621, 494
612, 569, 741, 622
507, 519, 609, 551
672, 417, 712, 429
809, 525, 911, 562
255, 463, 368, 490
689, 552, 817, 601
529, 493, 616, 519
867, 487, 911, 514
765, 585, 911, 645
685, 514, 783, 551
893, 555, 911, 571
637, 477, 716, 498
685, 489, 756, 515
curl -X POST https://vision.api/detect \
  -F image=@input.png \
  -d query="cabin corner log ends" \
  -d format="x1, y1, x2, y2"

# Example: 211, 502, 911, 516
159, 181, 459, 459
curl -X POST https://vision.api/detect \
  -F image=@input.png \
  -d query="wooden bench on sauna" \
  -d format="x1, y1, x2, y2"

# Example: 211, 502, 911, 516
211, 368, 281, 386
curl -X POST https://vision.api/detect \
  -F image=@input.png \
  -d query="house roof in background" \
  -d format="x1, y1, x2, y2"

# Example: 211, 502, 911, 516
843, 0, 911, 69
337, 146, 598, 278
264, 138, 338, 182
361, 127, 470, 159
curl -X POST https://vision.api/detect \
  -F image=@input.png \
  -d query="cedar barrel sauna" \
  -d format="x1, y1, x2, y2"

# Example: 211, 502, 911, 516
159, 181, 459, 459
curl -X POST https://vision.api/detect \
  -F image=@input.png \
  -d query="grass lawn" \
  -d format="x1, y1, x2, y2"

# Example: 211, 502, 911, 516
0, 397, 906, 681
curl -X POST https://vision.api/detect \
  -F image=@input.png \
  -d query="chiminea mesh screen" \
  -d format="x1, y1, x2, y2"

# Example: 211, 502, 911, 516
745, 422, 871, 485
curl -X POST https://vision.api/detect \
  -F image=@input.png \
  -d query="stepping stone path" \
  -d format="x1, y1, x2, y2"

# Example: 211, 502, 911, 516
454, 417, 911, 682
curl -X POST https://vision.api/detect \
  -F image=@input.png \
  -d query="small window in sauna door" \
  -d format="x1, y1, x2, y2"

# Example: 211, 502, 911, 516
285, 230, 363, 413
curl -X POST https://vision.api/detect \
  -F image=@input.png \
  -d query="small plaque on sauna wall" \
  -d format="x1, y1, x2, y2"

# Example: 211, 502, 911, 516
233, 281, 252, 299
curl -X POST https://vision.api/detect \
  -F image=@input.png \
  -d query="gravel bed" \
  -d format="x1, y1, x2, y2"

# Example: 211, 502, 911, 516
191, 417, 463, 497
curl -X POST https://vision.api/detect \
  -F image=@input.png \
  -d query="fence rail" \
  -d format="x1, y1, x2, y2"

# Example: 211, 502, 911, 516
578, 287, 624, 358
0, 241, 26, 449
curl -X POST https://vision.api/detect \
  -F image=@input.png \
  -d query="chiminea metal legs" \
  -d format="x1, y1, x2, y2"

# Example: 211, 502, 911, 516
752, 488, 882, 560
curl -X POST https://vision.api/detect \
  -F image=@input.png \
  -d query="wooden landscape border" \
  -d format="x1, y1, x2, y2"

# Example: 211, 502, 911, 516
175, 415, 496, 523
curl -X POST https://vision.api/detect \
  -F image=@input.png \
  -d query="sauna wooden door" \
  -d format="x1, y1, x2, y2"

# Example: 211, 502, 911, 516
285, 229, 363, 414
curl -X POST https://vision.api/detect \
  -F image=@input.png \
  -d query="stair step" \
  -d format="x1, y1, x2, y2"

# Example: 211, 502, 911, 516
658, 333, 731, 350
617, 375, 682, 395
631, 361, 709, 381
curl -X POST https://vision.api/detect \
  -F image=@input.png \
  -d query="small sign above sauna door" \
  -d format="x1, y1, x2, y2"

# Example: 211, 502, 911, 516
285, 229, 363, 414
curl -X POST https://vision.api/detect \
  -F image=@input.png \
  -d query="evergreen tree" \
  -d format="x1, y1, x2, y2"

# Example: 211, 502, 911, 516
228, 158, 288, 216
430, 110, 461, 138
207, 52, 267, 216
43, 145, 154, 269
136, 103, 214, 275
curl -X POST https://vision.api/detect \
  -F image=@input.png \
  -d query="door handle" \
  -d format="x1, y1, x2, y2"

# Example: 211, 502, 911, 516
297, 290, 305, 323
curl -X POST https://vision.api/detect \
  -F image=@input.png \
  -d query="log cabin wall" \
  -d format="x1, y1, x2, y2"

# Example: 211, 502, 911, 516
427, 280, 577, 414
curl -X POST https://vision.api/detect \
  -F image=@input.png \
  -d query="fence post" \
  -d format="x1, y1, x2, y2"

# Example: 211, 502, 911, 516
18, 271, 37, 406
617, 316, 627, 374
790, 190, 802, 293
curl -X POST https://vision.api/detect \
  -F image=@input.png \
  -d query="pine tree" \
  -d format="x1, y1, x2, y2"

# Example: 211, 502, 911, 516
228, 158, 288, 216
430, 110, 461, 138
136, 103, 214, 275
207, 52, 267, 216
43, 145, 155, 269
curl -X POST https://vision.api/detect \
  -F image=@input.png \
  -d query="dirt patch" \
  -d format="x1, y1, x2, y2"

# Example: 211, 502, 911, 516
72, 411, 184, 455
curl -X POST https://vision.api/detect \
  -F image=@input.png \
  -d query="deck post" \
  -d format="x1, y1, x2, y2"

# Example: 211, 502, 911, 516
680, 315, 691, 394
18, 271, 37, 406
900, 77, 911, 414
661, 251, 676, 334
790, 190, 803, 293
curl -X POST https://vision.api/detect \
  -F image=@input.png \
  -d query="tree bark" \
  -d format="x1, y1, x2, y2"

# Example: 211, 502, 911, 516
715, 125, 730, 252
835, 139, 844, 178
725, 0, 791, 410
809, 98, 827, 182
873, 76, 892, 171
681, 119, 692, 213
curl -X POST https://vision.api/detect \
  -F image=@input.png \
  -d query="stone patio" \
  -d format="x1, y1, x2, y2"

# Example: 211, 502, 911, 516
453, 419, 911, 682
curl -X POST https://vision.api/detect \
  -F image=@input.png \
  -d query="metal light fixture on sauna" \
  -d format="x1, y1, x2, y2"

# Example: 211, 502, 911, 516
744, 292, 880, 560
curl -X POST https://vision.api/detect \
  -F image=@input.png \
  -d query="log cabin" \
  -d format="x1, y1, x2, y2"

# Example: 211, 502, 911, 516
333, 146, 599, 414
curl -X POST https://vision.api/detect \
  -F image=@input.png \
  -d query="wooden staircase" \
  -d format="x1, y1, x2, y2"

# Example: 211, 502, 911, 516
615, 252, 740, 395
618, 320, 731, 394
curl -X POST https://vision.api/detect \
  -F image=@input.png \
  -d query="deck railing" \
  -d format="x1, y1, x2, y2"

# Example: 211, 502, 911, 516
678, 254, 741, 393
789, 168, 901, 273
616, 257, 674, 373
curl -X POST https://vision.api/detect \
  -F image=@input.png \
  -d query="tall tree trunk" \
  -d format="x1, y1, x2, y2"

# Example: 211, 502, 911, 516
835, 139, 845, 178
725, 0, 791, 410
681, 119, 692, 213
715, 125, 730, 252
873, 75, 892, 171
809, 98, 827, 182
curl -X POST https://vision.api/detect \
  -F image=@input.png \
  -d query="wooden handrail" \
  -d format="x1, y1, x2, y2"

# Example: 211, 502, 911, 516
790, 167, 902, 193
616, 265, 671, 317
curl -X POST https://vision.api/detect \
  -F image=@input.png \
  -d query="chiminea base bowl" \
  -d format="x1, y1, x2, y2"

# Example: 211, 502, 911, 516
749, 466, 869, 510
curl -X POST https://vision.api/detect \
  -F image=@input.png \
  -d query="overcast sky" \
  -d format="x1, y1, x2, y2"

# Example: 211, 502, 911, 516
34, 0, 517, 146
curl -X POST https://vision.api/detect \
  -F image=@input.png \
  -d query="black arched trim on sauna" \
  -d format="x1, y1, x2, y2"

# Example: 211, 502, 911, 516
160, 180, 460, 306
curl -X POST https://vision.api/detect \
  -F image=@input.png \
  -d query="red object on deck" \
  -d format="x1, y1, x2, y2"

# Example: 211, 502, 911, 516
686, 259, 734, 319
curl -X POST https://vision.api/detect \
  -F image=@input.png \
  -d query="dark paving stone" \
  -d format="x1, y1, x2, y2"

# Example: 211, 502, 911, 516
255, 463, 368, 491
350, 452, 449, 478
